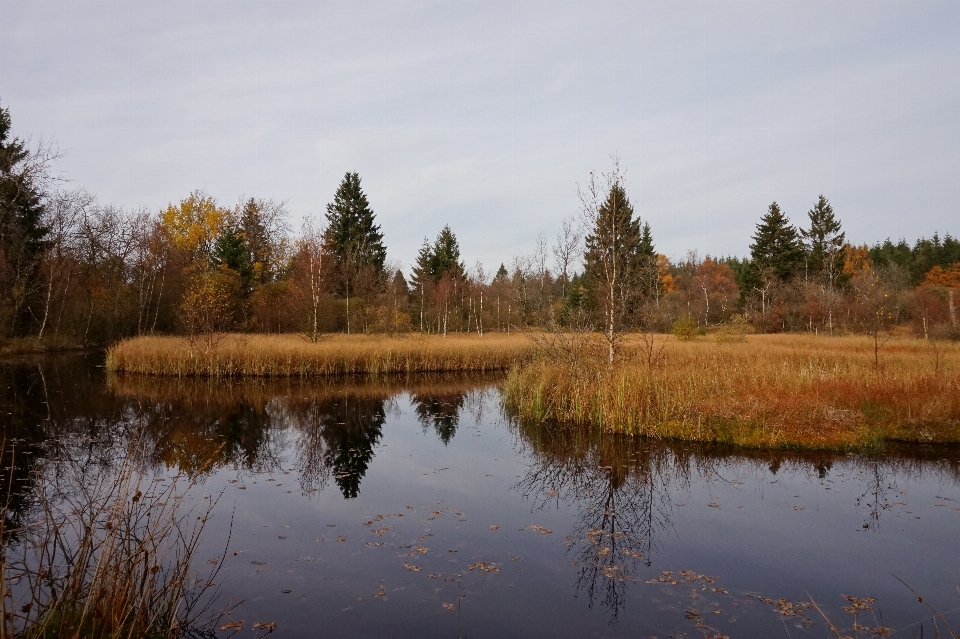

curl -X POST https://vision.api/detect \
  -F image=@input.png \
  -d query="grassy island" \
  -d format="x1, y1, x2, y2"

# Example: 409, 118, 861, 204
106, 333, 533, 377
503, 334, 960, 450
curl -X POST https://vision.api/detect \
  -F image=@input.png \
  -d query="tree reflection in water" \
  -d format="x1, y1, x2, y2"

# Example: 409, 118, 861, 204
291, 395, 386, 498
411, 391, 466, 445
515, 425, 681, 620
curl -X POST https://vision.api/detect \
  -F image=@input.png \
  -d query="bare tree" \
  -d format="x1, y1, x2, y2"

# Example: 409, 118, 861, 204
553, 216, 582, 300
579, 157, 636, 368
300, 218, 327, 342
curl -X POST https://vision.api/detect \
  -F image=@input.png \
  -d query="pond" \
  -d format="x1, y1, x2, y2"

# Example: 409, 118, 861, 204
3, 355, 960, 638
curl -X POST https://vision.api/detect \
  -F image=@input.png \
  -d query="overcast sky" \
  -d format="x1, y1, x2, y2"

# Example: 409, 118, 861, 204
1, 1, 958, 272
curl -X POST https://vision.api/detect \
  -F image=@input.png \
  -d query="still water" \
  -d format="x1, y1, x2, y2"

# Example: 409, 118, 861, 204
3, 355, 960, 638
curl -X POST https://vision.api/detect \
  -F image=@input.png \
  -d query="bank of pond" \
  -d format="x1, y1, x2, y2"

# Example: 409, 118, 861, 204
106, 332, 960, 450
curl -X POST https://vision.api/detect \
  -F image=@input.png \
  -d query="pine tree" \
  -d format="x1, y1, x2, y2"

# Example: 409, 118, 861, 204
0, 101, 50, 336
323, 172, 387, 278
800, 195, 845, 288
429, 225, 464, 281
409, 238, 433, 332
211, 226, 253, 291
748, 201, 804, 280
493, 263, 509, 283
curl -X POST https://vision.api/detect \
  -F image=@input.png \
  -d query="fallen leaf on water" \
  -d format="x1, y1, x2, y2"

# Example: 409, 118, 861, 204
277, 536, 286, 540
281, 589, 292, 593
415, 546, 429, 554
489, 525, 500, 531
252, 621, 276, 631
428, 573, 441, 578
403, 563, 421, 572
467, 561, 500, 573
219, 620, 243, 630
365, 542, 384, 547
528, 525, 552, 535
251, 561, 265, 566
337, 536, 346, 542
442, 603, 456, 611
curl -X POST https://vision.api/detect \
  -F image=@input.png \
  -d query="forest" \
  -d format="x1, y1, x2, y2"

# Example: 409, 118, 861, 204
2, 101, 958, 351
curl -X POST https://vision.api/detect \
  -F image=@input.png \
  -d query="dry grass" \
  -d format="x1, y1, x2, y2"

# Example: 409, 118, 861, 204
1, 440, 225, 639
106, 333, 534, 378
503, 333, 960, 450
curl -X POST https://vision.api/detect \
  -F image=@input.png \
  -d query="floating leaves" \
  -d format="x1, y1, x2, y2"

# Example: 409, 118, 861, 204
372, 527, 392, 537
467, 561, 500, 573
414, 546, 430, 554
219, 620, 243, 630
489, 525, 500, 531
252, 621, 276, 631
403, 562, 421, 572
841, 595, 876, 613
528, 525, 552, 535
442, 603, 456, 611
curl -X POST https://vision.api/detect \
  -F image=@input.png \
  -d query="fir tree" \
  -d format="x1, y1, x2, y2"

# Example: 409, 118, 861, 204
493, 263, 509, 283
429, 225, 464, 281
748, 201, 804, 280
800, 194, 845, 288
211, 226, 253, 292
0, 101, 50, 335
323, 172, 387, 278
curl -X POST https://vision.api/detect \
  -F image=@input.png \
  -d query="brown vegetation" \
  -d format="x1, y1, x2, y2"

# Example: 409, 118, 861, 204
106, 333, 533, 377
1, 441, 224, 638
503, 333, 960, 449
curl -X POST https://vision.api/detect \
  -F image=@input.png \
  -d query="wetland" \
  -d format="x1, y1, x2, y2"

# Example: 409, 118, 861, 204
3, 354, 960, 638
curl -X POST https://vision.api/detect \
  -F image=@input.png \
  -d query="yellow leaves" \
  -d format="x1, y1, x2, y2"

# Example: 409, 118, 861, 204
160, 190, 230, 258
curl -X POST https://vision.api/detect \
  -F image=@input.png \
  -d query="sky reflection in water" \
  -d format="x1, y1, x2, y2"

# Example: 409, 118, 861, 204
3, 357, 960, 638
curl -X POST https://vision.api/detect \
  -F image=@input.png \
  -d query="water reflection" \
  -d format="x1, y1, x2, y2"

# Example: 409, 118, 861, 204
412, 391, 466, 445
511, 417, 960, 622
108, 373, 502, 498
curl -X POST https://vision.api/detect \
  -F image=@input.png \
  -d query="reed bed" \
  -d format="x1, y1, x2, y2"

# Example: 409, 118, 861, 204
503, 333, 960, 450
107, 333, 534, 378
1, 440, 225, 639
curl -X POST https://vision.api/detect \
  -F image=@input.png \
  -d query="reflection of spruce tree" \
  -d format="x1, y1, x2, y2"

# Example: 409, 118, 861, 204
411, 392, 466, 445
308, 396, 386, 499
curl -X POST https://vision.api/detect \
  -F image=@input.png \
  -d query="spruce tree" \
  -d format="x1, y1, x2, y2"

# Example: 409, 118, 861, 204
0, 101, 49, 336
429, 225, 464, 281
748, 201, 804, 281
323, 172, 387, 277
211, 226, 253, 292
582, 182, 645, 312
800, 194, 845, 287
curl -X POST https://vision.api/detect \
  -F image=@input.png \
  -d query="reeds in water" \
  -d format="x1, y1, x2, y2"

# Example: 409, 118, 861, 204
1, 440, 226, 639
503, 333, 960, 449
106, 333, 533, 378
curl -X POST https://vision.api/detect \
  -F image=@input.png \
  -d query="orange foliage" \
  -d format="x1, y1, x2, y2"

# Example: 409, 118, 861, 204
922, 262, 960, 288
842, 244, 873, 277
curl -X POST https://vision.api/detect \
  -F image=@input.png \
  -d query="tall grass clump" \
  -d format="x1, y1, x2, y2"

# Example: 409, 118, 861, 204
503, 333, 960, 450
106, 333, 534, 378
1, 440, 226, 639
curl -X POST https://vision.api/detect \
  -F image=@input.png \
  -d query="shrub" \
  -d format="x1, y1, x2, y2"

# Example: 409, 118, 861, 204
671, 315, 698, 341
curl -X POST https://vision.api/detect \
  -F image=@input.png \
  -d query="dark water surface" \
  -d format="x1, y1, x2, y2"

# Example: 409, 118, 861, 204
3, 355, 960, 638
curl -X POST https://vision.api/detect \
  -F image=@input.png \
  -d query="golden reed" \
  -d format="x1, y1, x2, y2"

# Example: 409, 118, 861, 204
503, 333, 960, 450
106, 333, 534, 377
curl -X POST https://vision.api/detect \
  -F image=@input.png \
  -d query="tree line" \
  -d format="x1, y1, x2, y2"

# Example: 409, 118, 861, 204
1, 102, 958, 347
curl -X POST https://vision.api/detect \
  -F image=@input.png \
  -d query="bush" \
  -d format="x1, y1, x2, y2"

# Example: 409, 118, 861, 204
671, 315, 698, 341
715, 314, 752, 344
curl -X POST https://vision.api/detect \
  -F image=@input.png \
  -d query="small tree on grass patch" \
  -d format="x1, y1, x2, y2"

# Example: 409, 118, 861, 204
852, 268, 894, 371
179, 267, 238, 355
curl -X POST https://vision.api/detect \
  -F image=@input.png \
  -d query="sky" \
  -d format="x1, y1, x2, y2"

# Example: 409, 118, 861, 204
1, 1, 958, 273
